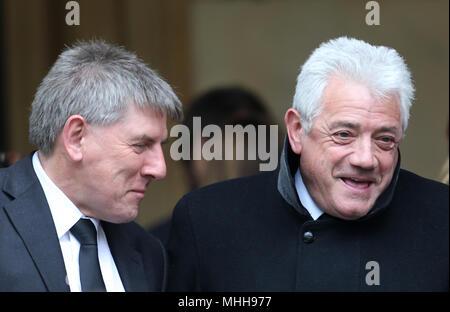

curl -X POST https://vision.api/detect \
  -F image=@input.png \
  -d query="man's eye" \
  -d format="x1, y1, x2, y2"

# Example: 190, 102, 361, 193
380, 137, 393, 143
332, 131, 353, 144
334, 131, 353, 139
376, 136, 397, 150
133, 144, 147, 151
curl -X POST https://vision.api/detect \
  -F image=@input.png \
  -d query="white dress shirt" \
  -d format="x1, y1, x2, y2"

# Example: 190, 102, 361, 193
295, 167, 324, 220
32, 152, 125, 292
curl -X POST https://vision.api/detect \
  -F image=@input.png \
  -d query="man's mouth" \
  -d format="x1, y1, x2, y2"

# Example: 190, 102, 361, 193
340, 177, 374, 190
129, 188, 147, 197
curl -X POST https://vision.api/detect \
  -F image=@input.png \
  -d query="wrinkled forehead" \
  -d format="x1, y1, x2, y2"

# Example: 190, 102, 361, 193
318, 77, 402, 132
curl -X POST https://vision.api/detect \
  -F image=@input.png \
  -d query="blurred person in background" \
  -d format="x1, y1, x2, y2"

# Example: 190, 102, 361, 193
438, 120, 448, 184
149, 86, 282, 242
0, 150, 22, 167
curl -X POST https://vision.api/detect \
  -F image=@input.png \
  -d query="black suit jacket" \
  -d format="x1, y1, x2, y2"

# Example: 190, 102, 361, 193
167, 140, 449, 291
0, 154, 167, 291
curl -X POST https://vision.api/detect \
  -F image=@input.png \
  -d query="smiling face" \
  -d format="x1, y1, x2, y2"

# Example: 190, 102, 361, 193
77, 104, 168, 223
295, 75, 402, 220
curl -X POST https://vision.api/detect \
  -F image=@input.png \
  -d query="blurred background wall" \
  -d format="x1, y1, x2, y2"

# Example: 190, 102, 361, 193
1, 0, 448, 228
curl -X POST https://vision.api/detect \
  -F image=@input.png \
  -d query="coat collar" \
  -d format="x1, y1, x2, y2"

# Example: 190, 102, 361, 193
2, 154, 70, 291
101, 222, 151, 291
277, 136, 401, 221
277, 137, 310, 217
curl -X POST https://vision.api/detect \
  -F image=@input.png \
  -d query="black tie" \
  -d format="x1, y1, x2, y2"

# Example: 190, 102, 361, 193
70, 218, 106, 292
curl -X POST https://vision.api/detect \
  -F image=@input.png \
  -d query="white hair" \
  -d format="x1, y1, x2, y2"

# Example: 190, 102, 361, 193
293, 37, 415, 134
29, 40, 182, 155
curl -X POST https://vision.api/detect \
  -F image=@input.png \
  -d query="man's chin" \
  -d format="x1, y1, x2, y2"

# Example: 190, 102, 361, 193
104, 206, 139, 223
333, 202, 373, 220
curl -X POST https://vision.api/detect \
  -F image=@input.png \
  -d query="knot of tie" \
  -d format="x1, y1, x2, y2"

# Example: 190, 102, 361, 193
70, 218, 97, 245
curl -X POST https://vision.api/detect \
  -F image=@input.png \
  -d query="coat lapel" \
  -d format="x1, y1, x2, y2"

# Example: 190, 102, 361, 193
2, 155, 69, 291
102, 222, 149, 291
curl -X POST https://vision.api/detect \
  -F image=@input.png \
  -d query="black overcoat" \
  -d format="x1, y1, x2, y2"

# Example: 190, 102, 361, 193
167, 140, 448, 291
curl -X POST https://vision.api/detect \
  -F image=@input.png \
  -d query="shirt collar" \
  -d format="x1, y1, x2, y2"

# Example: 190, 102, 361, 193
32, 152, 84, 239
295, 168, 324, 220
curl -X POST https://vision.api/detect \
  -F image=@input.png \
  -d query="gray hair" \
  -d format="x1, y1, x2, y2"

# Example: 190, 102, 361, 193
29, 40, 183, 155
293, 37, 415, 134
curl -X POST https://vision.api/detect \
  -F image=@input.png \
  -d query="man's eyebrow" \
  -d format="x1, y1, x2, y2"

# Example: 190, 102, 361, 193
131, 135, 168, 144
329, 121, 360, 130
329, 122, 400, 134
376, 126, 399, 134
131, 135, 155, 143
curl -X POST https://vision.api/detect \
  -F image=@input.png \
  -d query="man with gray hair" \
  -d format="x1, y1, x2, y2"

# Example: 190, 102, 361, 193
0, 40, 182, 291
167, 37, 448, 291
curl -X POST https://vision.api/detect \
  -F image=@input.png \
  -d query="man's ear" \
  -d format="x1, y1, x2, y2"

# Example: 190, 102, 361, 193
61, 115, 87, 162
284, 108, 304, 155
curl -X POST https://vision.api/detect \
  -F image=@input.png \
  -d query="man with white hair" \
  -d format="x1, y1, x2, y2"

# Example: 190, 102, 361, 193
167, 37, 448, 291
0, 40, 182, 291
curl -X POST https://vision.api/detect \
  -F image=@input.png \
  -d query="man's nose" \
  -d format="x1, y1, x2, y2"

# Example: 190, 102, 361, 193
349, 137, 377, 170
141, 145, 167, 180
